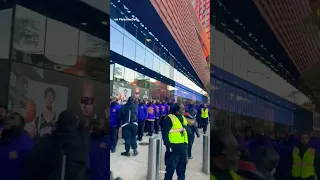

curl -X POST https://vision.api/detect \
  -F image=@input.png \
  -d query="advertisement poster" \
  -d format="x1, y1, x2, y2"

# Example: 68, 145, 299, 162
112, 81, 149, 104
26, 80, 68, 138
8, 62, 109, 139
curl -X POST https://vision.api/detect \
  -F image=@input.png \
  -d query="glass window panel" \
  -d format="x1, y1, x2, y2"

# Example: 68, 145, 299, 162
110, 63, 114, 80
78, 31, 107, 80
153, 43, 160, 55
80, 0, 109, 14
110, 26, 124, 55
164, 63, 169, 78
145, 50, 153, 69
12, 6, 46, 66
0, 8, 12, 59
123, 35, 135, 60
159, 60, 165, 75
44, 18, 79, 73
124, 21, 137, 41
114, 63, 124, 80
136, 29, 146, 47
124, 67, 135, 84
145, 39, 153, 50
135, 43, 145, 65
153, 56, 160, 73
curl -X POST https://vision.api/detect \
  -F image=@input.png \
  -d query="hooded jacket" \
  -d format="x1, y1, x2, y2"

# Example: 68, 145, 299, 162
23, 110, 89, 180
117, 97, 138, 126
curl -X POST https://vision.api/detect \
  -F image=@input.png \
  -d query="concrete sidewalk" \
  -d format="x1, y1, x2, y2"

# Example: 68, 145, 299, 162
111, 127, 210, 180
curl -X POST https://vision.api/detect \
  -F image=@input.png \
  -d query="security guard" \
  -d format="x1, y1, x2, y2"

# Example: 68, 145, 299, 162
162, 103, 188, 180
200, 103, 209, 134
289, 132, 320, 180
210, 127, 242, 180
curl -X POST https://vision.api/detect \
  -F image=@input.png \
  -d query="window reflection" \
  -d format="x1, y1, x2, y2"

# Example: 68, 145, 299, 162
0, 8, 12, 59
44, 18, 78, 73
123, 35, 135, 60
145, 50, 153, 69
124, 67, 135, 84
78, 31, 107, 80
110, 63, 114, 80
135, 44, 145, 65
114, 63, 124, 80
110, 26, 124, 55
12, 6, 46, 66
153, 56, 160, 73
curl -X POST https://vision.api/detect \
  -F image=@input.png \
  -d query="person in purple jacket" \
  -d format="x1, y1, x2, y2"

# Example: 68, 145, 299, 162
137, 99, 148, 141
110, 97, 121, 153
154, 100, 161, 134
0, 112, 34, 180
88, 118, 110, 180
146, 101, 156, 136
159, 100, 168, 129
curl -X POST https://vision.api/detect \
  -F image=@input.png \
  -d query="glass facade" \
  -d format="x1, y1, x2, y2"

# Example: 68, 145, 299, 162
110, 2, 206, 95
110, 63, 204, 105
0, 8, 12, 60
11, 5, 109, 82
1, 3, 110, 138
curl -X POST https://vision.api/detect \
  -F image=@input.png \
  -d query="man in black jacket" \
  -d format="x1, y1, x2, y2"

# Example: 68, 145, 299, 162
117, 97, 139, 157
23, 110, 89, 180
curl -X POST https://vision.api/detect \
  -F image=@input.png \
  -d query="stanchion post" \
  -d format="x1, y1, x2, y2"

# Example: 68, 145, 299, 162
202, 134, 210, 174
147, 136, 162, 180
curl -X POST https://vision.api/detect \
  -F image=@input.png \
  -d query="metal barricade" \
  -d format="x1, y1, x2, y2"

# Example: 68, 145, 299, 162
202, 134, 210, 174
147, 136, 162, 180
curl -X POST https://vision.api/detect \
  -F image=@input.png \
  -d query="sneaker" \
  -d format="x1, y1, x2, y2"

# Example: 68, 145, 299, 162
111, 147, 116, 153
121, 151, 130, 157
133, 149, 138, 156
188, 156, 193, 159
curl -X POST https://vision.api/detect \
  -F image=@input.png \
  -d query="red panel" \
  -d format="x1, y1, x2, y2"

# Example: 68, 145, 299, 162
151, 0, 210, 87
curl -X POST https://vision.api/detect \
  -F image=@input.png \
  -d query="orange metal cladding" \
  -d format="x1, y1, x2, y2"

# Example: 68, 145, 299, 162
150, 0, 210, 87
252, 0, 320, 73
253, 0, 320, 96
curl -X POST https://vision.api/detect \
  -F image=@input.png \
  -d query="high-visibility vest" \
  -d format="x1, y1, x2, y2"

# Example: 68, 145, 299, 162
292, 147, 315, 178
201, 108, 209, 118
167, 114, 188, 144
210, 171, 242, 180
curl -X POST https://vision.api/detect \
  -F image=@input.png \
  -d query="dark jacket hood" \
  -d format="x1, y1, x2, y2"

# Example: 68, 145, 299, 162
55, 110, 79, 136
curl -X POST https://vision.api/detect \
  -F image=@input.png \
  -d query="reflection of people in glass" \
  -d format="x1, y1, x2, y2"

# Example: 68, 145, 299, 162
80, 81, 96, 123
35, 87, 57, 139
122, 89, 128, 104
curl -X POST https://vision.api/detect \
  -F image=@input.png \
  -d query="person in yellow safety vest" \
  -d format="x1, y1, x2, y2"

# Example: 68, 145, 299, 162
162, 103, 189, 180
200, 103, 209, 134
210, 127, 242, 180
289, 132, 320, 180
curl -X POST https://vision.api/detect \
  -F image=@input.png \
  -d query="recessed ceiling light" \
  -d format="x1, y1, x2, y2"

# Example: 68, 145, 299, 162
81, 22, 87, 26
101, 21, 108, 25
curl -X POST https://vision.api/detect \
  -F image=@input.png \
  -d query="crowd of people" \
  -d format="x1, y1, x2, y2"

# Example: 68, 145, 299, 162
110, 96, 210, 179
0, 105, 109, 180
211, 125, 320, 180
